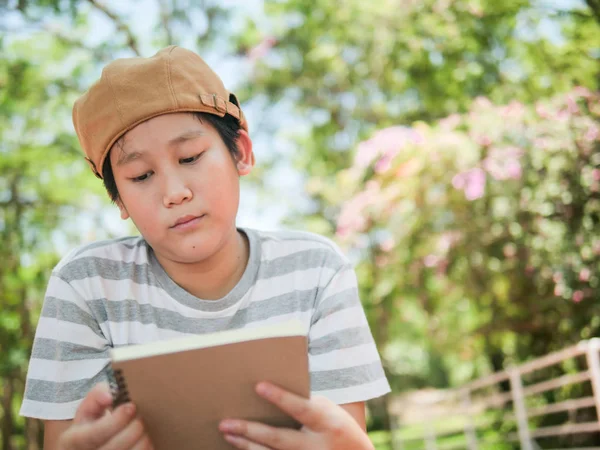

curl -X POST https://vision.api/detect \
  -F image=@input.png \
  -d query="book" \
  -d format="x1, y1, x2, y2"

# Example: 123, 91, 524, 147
109, 320, 310, 450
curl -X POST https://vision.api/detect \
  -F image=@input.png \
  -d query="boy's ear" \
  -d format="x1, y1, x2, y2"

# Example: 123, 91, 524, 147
117, 199, 130, 220
235, 130, 254, 176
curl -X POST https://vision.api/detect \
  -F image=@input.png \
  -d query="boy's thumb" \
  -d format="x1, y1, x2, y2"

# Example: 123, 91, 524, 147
74, 382, 114, 424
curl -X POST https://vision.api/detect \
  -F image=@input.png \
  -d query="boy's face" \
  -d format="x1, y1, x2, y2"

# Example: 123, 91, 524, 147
109, 112, 253, 264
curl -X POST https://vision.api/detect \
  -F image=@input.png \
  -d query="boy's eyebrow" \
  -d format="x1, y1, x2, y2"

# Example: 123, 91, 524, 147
116, 130, 206, 167
168, 130, 207, 147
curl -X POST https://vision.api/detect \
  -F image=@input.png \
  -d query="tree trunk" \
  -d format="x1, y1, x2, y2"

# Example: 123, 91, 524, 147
25, 417, 42, 450
1, 377, 15, 450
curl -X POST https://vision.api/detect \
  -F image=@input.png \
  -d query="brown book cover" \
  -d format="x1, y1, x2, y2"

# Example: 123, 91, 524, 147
110, 321, 310, 450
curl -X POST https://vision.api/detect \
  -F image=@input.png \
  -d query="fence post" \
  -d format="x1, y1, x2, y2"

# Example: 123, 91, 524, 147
585, 339, 600, 425
462, 389, 478, 450
509, 368, 533, 450
390, 414, 404, 450
424, 425, 437, 450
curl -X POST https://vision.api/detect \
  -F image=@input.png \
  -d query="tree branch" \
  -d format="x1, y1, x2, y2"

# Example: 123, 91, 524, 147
86, 0, 141, 55
158, 0, 174, 45
585, 0, 600, 25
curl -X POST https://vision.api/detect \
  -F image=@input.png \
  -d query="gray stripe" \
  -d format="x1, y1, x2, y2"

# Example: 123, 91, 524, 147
58, 257, 160, 287
32, 338, 110, 361
42, 297, 105, 338
310, 361, 386, 391
25, 369, 109, 403
259, 230, 341, 252
86, 288, 320, 333
311, 287, 358, 325
73, 236, 146, 258
309, 327, 373, 356
260, 248, 343, 278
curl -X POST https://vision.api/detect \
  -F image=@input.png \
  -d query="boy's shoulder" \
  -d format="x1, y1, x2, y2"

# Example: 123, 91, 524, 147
52, 235, 148, 278
250, 228, 350, 267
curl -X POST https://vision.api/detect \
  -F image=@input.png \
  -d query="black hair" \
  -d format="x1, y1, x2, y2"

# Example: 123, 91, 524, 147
102, 112, 242, 203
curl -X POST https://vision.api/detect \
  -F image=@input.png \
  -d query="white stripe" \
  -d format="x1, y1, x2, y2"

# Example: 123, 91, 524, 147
45, 275, 87, 305
309, 343, 381, 372
20, 398, 82, 420
26, 358, 108, 383
309, 306, 369, 340
261, 239, 332, 260
104, 311, 314, 347
35, 317, 108, 349
319, 268, 357, 298
312, 378, 391, 404
107, 320, 194, 346
250, 267, 336, 303
240, 310, 313, 332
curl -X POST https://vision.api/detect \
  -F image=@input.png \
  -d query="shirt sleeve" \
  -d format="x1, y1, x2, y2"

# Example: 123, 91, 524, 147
20, 272, 111, 420
308, 262, 391, 404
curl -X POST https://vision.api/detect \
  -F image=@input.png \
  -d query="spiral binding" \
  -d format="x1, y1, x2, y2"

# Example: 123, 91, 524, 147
108, 366, 131, 407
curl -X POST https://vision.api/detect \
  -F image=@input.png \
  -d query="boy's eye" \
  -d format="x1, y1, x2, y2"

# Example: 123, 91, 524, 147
180, 153, 203, 164
131, 172, 153, 182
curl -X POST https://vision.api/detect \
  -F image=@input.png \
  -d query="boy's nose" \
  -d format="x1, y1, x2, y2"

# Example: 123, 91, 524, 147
163, 177, 193, 207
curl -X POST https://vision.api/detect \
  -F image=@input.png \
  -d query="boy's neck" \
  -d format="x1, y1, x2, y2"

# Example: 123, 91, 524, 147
154, 229, 250, 301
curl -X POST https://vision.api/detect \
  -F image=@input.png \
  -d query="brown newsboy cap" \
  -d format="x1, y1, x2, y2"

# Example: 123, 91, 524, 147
73, 45, 249, 179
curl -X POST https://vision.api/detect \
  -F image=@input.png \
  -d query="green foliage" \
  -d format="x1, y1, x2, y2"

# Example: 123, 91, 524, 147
238, 0, 599, 222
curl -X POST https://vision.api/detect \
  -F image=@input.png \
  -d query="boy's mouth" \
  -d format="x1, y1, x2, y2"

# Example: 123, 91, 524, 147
171, 214, 206, 229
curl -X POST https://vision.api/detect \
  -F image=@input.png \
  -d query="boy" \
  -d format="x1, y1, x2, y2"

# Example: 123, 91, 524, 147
20, 46, 390, 449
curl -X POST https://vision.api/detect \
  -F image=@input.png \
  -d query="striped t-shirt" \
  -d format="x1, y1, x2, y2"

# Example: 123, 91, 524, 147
20, 227, 390, 420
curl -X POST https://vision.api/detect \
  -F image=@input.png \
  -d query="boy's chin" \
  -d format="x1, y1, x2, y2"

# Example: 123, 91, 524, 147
152, 238, 221, 265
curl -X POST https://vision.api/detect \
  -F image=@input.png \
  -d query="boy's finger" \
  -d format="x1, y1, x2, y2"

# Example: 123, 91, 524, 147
70, 403, 137, 448
255, 382, 326, 431
99, 417, 146, 450
74, 382, 114, 424
220, 419, 302, 450
223, 434, 271, 450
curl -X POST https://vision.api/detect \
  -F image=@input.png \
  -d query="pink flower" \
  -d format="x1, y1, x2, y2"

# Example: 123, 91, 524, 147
585, 125, 599, 143
248, 36, 277, 62
580, 268, 591, 282
536, 104, 551, 119
452, 168, 486, 200
439, 114, 461, 130
501, 100, 526, 119
335, 181, 380, 239
573, 290, 584, 303
424, 255, 438, 267
554, 284, 563, 296
477, 135, 492, 147
474, 96, 493, 108
573, 86, 592, 98
354, 126, 423, 171
483, 146, 523, 181
380, 237, 395, 252
566, 94, 579, 114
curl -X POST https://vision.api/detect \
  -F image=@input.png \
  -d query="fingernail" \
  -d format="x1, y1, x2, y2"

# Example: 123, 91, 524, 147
219, 420, 238, 433
123, 403, 136, 416
224, 434, 244, 445
256, 383, 271, 398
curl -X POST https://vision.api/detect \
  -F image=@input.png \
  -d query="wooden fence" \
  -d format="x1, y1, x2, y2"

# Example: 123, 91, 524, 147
392, 338, 600, 449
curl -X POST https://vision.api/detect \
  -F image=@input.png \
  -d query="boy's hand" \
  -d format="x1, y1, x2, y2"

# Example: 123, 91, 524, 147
219, 382, 375, 450
58, 383, 153, 450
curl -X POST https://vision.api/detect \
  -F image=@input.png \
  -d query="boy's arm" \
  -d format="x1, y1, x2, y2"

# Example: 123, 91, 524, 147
340, 402, 367, 431
44, 420, 73, 450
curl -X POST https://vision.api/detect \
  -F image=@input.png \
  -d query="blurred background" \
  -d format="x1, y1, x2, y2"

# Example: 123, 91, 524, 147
0, 0, 599, 448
